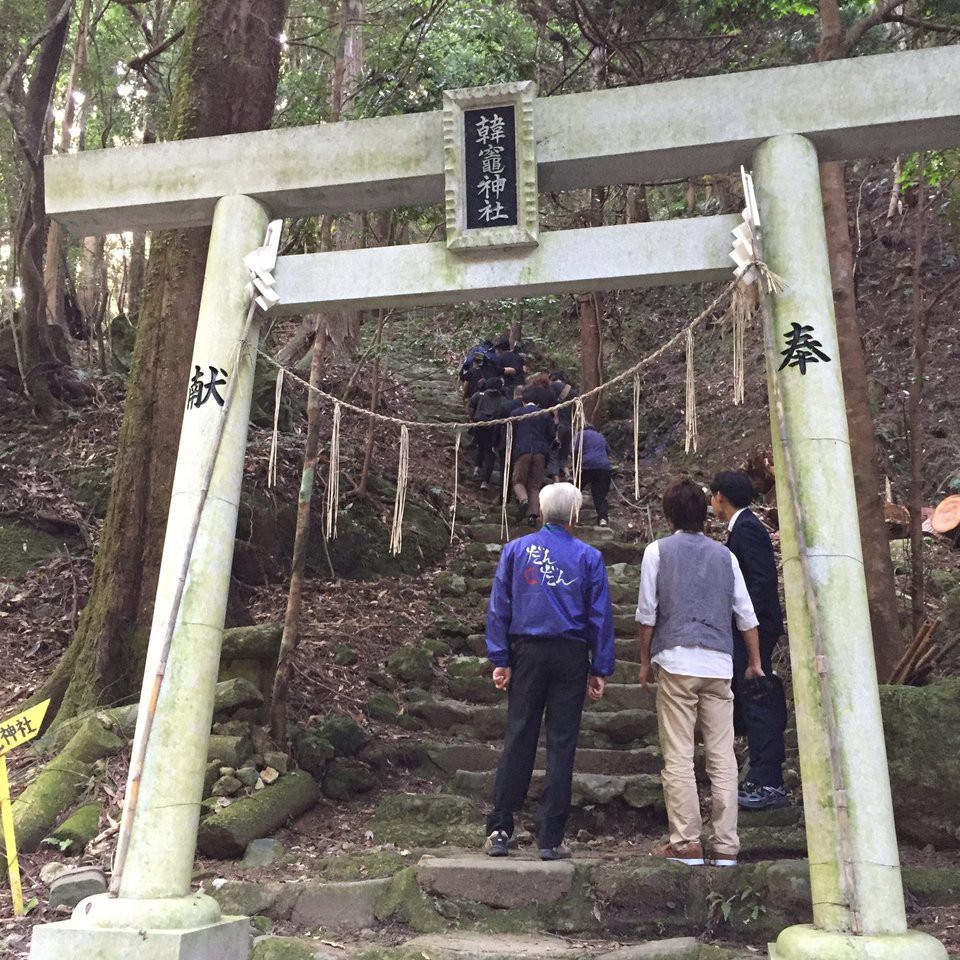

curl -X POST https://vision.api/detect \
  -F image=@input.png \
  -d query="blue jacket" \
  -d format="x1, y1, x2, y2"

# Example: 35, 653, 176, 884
486, 524, 615, 676
574, 428, 611, 471
510, 404, 555, 457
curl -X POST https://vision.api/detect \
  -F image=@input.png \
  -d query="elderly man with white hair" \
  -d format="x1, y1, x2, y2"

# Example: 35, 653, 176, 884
483, 482, 615, 861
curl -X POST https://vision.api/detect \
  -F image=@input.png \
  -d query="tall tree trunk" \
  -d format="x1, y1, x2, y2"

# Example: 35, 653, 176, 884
815, 0, 904, 679
579, 41, 606, 423
124, 51, 162, 325
578, 289, 603, 422
4, 0, 75, 419
270, 328, 326, 744
35, 0, 288, 728
819, 162, 904, 679
43, 0, 91, 335
324, 0, 365, 359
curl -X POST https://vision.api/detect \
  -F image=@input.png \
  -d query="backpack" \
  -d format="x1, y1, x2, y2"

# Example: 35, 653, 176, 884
474, 389, 503, 422
460, 341, 497, 378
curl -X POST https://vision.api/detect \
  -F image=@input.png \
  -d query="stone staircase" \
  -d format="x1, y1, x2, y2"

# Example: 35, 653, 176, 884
198, 354, 957, 960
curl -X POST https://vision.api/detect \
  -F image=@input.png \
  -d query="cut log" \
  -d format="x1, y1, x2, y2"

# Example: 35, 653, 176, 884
8, 717, 123, 853
196, 770, 320, 858
932, 495, 960, 536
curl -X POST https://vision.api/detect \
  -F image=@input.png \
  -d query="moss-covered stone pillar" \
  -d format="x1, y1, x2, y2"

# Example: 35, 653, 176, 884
754, 134, 945, 960
30, 194, 268, 959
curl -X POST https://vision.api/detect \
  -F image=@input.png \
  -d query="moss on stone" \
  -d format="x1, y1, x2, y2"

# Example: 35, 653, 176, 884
310, 849, 408, 881
250, 936, 329, 960
881, 679, 960, 846
10, 717, 123, 854
903, 866, 960, 906
321, 759, 376, 800
312, 714, 369, 758
293, 730, 335, 778
197, 770, 320, 858
365, 694, 400, 723
423, 638, 451, 657
369, 793, 480, 847
386, 647, 434, 684
373, 866, 444, 933
44, 802, 101, 854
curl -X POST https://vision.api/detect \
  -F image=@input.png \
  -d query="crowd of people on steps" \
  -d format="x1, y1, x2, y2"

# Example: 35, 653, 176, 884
459, 338, 612, 527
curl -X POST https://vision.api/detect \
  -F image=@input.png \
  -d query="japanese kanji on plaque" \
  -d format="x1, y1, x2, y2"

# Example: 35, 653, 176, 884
442, 81, 538, 252
463, 106, 518, 229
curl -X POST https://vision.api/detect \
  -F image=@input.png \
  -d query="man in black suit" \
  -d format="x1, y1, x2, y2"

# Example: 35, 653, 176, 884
710, 471, 789, 810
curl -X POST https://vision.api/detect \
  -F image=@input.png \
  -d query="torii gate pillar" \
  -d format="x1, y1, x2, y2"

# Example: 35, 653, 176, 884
29, 193, 270, 959
755, 134, 945, 960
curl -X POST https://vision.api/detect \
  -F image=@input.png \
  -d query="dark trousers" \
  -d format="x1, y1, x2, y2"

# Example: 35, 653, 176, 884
580, 468, 611, 521
473, 425, 498, 483
486, 637, 589, 848
732, 631, 788, 787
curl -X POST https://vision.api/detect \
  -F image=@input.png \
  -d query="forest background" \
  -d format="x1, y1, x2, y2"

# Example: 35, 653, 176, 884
0, 0, 959, 738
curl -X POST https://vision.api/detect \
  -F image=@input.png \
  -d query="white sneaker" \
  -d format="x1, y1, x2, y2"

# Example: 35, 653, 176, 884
598, 518, 608, 527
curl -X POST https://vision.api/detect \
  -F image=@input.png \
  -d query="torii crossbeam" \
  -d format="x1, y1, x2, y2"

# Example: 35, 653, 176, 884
34, 46, 960, 960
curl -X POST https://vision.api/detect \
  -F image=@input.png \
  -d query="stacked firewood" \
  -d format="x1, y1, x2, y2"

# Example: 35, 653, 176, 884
889, 619, 958, 684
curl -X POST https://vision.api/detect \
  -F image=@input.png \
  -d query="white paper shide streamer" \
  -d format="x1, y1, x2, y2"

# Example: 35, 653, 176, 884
389, 425, 410, 556
450, 428, 462, 544
633, 373, 641, 500
570, 396, 586, 491
500, 420, 513, 542
684, 329, 698, 454
324, 401, 342, 540
268, 367, 285, 488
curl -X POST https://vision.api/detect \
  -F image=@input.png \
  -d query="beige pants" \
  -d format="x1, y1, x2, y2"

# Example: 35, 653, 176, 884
656, 667, 739, 856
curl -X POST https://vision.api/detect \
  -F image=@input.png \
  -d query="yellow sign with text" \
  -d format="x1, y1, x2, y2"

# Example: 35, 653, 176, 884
0, 700, 48, 757
0, 699, 49, 916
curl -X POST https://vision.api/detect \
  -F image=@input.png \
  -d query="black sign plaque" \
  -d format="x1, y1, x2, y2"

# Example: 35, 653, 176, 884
463, 105, 518, 231
443, 81, 538, 251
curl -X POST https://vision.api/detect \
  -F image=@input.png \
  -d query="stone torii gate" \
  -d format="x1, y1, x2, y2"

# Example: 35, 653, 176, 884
34, 46, 960, 960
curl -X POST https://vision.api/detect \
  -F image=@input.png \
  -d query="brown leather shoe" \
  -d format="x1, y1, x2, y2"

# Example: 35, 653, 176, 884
651, 841, 704, 866
705, 847, 738, 867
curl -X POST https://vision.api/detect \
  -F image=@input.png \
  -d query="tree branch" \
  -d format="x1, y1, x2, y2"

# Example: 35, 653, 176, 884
843, 0, 909, 53
885, 14, 960, 35
0, 0, 74, 165
126, 25, 185, 71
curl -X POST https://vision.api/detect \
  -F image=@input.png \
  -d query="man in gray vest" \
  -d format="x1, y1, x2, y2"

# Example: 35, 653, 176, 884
636, 478, 763, 867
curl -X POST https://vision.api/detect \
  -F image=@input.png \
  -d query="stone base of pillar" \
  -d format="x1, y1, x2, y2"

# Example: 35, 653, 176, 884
770, 925, 948, 960
29, 893, 249, 960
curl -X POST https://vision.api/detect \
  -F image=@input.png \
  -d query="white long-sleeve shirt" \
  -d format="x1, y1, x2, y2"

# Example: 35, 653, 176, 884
635, 532, 759, 680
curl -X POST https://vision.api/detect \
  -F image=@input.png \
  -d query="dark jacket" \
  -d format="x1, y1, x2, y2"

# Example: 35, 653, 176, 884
510, 403, 555, 457
497, 350, 525, 388
574, 428, 611, 471
726, 509, 784, 638
551, 380, 577, 425
527, 385, 557, 410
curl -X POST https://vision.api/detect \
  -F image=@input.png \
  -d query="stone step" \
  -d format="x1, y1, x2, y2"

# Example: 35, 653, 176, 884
461, 633, 644, 660
401, 932, 594, 960
425, 742, 662, 777
449, 576, 637, 611
449, 769, 665, 812
417, 856, 576, 908
407, 697, 658, 746
465, 524, 646, 565
443, 656, 640, 695
217, 843, 960, 951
